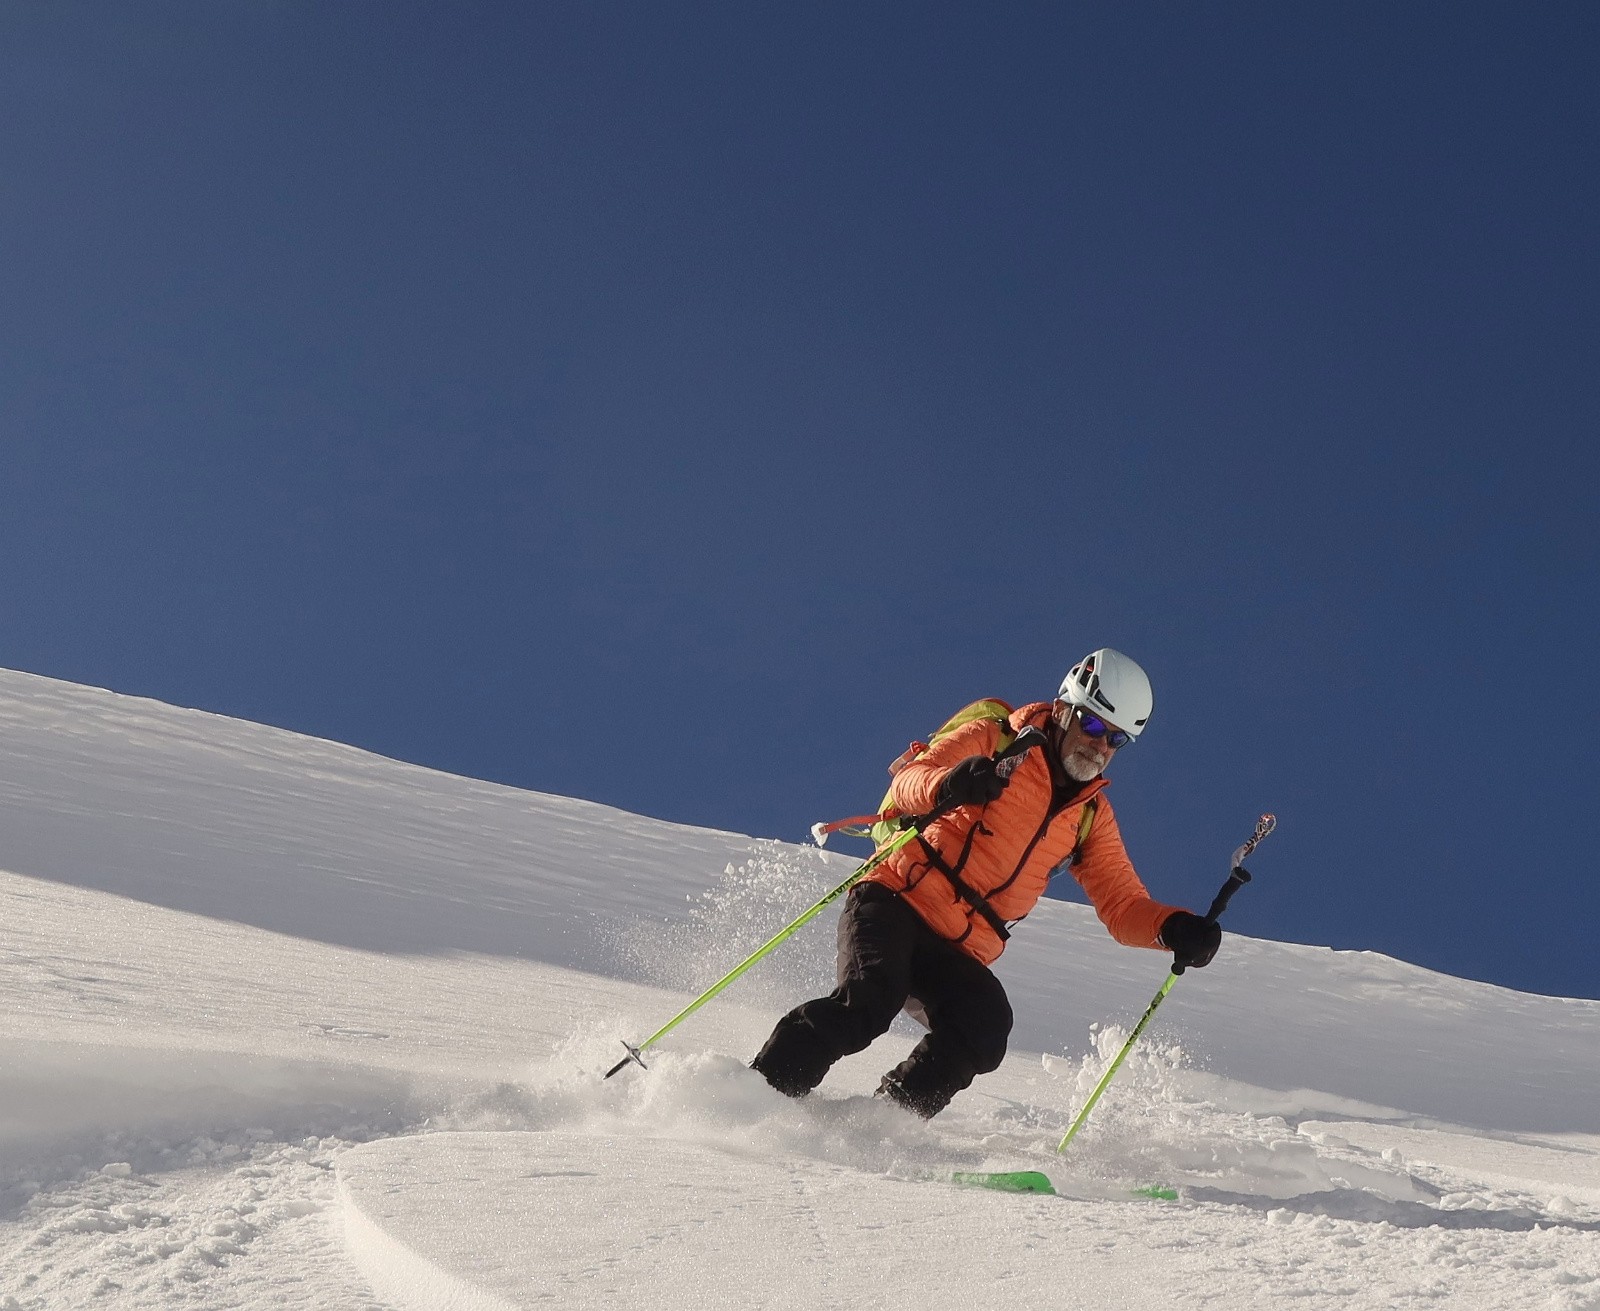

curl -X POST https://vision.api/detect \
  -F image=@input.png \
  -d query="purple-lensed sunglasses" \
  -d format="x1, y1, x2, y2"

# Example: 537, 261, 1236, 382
1074, 707, 1133, 749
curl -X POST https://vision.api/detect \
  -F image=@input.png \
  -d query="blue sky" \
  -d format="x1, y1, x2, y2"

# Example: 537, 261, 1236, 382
2, 4, 1596, 999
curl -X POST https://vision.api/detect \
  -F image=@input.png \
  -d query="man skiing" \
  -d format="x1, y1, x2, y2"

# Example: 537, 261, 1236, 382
751, 648, 1222, 1118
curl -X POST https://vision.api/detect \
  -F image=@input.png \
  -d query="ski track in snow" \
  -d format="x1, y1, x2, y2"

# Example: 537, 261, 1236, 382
5, 1130, 389, 1311
2, 669, 1599, 1309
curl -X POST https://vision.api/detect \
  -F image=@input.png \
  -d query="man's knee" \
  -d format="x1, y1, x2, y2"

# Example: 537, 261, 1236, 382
966, 1009, 1011, 1073
833, 971, 909, 1037
751, 971, 910, 1099
951, 983, 1012, 1074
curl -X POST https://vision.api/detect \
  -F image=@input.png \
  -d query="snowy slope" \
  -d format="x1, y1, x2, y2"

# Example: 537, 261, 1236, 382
1, 667, 1597, 1310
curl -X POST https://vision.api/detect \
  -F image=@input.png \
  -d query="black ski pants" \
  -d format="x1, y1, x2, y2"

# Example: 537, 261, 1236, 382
751, 882, 1013, 1118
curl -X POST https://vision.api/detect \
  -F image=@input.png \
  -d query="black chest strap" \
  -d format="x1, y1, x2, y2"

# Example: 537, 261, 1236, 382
915, 834, 1011, 943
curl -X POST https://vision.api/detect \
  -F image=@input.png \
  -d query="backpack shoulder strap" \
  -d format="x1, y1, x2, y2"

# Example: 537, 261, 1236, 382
1075, 797, 1097, 856
1043, 797, 1098, 881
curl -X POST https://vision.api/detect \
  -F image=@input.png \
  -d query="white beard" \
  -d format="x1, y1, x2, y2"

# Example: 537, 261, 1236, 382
1060, 746, 1106, 782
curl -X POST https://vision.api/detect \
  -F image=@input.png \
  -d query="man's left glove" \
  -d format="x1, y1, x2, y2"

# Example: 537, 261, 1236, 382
1159, 911, 1222, 970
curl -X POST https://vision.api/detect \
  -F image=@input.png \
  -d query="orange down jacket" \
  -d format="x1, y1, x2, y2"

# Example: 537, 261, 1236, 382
863, 702, 1181, 965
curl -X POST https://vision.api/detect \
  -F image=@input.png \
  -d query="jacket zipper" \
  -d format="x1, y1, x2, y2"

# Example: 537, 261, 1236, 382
990, 773, 1107, 904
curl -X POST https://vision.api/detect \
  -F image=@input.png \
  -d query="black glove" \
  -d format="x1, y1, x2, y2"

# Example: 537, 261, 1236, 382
1160, 911, 1222, 970
937, 755, 1007, 808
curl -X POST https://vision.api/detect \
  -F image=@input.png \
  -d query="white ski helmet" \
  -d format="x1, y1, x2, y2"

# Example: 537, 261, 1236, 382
1057, 648, 1153, 738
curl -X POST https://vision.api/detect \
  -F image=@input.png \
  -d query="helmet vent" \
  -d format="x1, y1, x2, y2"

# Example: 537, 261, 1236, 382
1056, 647, 1151, 739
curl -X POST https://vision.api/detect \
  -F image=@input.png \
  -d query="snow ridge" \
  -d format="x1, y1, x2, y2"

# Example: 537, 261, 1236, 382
339, 1168, 519, 1311
2, 668, 1599, 1309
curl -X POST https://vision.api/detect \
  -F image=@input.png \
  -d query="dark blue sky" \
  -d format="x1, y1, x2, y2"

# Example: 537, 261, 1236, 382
3, 4, 1596, 998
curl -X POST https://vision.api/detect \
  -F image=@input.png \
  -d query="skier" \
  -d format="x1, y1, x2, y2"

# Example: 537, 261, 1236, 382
750, 648, 1222, 1118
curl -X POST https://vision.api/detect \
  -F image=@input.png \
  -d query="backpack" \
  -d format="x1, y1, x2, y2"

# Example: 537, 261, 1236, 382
811, 698, 1097, 865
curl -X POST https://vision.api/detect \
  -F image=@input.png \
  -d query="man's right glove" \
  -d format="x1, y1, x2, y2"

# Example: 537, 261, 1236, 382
937, 755, 1007, 808
1159, 911, 1222, 970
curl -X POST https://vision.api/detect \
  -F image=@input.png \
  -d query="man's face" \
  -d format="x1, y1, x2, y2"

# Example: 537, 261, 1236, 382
1053, 701, 1121, 782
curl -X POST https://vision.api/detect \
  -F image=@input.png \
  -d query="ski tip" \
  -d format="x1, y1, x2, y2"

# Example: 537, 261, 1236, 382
950, 1170, 1057, 1196
1130, 1184, 1179, 1201
810, 822, 830, 847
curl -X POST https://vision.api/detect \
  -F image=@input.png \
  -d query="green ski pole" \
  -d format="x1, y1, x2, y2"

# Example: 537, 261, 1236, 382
1056, 813, 1276, 1153
604, 727, 1049, 1079
602, 824, 923, 1078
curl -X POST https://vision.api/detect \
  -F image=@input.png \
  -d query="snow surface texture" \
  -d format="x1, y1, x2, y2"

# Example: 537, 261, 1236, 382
1, 667, 1597, 1309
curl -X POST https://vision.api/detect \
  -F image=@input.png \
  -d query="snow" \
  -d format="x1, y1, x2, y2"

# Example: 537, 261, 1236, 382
1, 666, 1598, 1309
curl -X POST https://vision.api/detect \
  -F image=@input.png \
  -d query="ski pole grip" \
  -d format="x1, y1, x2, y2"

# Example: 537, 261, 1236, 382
1173, 866, 1255, 975
1202, 866, 1252, 925
903, 726, 1048, 832
1172, 817, 1274, 976
999, 725, 1048, 763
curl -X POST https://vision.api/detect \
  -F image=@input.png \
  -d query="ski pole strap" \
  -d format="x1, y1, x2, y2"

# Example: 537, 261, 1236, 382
999, 725, 1049, 762
1173, 813, 1274, 975
1231, 813, 1277, 868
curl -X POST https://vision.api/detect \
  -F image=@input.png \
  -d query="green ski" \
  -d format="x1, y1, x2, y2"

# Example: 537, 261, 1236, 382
947, 1171, 1179, 1200
950, 1170, 1057, 1195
